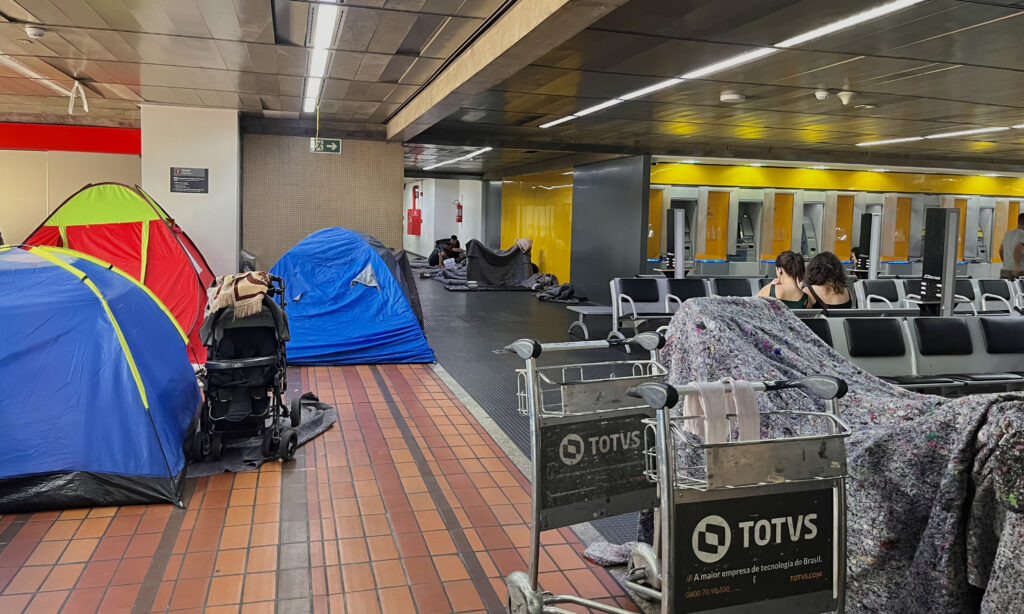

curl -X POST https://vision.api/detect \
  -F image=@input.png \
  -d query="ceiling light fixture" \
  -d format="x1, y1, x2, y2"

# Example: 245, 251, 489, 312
810, 165, 829, 170
537, 0, 925, 129
747, 162, 765, 167
984, 173, 1002, 177
423, 147, 492, 171
677, 159, 699, 164
0, 54, 71, 97
924, 126, 1009, 139
856, 136, 925, 147
870, 168, 888, 172
302, 0, 341, 114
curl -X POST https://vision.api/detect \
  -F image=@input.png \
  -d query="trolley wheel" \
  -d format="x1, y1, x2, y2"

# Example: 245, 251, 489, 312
260, 429, 275, 458
210, 434, 223, 461
289, 398, 302, 428
505, 571, 543, 614
279, 428, 298, 461
627, 541, 662, 591
191, 430, 205, 461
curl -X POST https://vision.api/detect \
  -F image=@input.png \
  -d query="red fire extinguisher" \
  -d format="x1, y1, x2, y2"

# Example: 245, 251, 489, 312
407, 185, 422, 235
455, 198, 463, 223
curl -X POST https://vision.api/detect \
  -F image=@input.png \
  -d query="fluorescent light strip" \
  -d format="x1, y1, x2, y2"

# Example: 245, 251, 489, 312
856, 136, 925, 147
680, 47, 779, 80
0, 54, 71, 96
539, 0, 924, 129
423, 147, 492, 171
303, 1, 341, 113
776, 0, 926, 48
857, 125, 1011, 146
312, 3, 340, 50
924, 126, 1009, 139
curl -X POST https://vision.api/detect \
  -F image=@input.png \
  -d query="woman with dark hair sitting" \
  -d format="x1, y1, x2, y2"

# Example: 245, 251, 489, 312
757, 250, 811, 309
804, 251, 852, 310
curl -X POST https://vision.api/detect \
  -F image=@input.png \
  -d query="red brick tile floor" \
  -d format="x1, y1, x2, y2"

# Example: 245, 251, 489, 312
0, 364, 641, 613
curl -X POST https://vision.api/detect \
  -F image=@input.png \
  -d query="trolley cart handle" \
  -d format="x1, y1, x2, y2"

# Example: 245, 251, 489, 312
498, 331, 665, 359
627, 374, 848, 410
648, 409, 853, 444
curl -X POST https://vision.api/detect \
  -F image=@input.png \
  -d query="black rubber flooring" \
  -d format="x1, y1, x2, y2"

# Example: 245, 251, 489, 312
416, 276, 639, 544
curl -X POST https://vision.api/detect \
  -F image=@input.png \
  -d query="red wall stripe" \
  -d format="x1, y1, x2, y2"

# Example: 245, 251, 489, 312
0, 123, 140, 155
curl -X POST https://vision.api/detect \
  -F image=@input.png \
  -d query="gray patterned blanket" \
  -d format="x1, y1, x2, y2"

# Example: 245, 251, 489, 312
659, 297, 1024, 614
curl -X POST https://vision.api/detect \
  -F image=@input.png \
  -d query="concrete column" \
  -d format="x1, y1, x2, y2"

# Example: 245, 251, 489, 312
141, 105, 240, 275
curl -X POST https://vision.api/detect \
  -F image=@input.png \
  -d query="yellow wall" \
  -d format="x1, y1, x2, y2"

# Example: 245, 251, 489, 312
762, 192, 794, 261
501, 169, 572, 282
651, 164, 1024, 197
647, 189, 663, 259
835, 194, 854, 260
699, 191, 730, 260
952, 198, 968, 262
884, 196, 912, 262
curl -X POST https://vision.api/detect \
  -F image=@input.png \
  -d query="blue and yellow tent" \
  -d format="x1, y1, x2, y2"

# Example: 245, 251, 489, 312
0, 246, 200, 511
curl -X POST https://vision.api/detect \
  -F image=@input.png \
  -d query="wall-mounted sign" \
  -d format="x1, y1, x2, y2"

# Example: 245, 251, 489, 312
310, 138, 341, 154
170, 167, 209, 193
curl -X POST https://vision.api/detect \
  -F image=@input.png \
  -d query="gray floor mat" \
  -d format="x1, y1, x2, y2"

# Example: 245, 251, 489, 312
187, 403, 337, 478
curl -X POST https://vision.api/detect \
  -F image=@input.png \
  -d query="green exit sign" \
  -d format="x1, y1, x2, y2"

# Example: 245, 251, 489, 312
310, 138, 341, 153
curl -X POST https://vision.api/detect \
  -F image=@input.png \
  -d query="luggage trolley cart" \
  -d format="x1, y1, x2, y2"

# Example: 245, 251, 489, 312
625, 376, 851, 614
501, 332, 667, 614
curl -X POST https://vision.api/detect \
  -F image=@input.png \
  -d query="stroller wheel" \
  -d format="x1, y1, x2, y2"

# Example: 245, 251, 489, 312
289, 398, 302, 428
210, 434, 223, 461
279, 428, 298, 461
260, 429, 275, 458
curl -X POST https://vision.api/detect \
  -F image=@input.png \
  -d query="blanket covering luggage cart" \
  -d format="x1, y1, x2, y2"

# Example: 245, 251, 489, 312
271, 227, 434, 365
658, 296, 1024, 613
24, 182, 215, 362
466, 238, 532, 286
0, 246, 201, 511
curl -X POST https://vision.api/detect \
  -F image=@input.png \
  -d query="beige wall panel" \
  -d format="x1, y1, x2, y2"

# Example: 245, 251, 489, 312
0, 150, 47, 244
47, 151, 141, 210
241, 135, 404, 269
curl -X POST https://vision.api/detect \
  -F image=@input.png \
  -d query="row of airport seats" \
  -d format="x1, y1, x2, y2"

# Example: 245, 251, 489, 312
802, 315, 1024, 393
854, 278, 1024, 313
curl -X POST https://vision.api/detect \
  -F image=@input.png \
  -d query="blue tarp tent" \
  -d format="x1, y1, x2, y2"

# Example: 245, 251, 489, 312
0, 246, 201, 511
271, 228, 434, 364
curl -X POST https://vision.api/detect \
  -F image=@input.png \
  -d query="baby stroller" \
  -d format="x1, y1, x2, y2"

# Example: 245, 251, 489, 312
194, 275, 300, 461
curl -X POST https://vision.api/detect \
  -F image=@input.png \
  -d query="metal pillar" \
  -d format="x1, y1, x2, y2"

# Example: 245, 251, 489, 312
674, 209, 685, 279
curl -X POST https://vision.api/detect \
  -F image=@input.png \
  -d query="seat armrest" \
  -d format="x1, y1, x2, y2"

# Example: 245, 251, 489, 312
617, 294, 639, 318
865, 294, 894, 309
665, 294, 683, 311
982, 293, 1012, 312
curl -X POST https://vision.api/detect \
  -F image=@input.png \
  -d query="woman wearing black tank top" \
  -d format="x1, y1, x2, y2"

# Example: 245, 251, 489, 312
804, 252, 852, 310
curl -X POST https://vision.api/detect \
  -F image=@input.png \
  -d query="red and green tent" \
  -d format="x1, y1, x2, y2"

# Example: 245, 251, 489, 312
25, 183, 215, 362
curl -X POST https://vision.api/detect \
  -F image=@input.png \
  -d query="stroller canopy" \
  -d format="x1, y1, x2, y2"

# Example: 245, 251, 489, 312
24, 183, 215, 362
271, 227, 434, 365
0, 246, 201, 511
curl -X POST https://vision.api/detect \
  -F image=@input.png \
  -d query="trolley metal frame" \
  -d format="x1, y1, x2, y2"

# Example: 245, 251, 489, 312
624, 376, 851, 614
502, 332, 667, 614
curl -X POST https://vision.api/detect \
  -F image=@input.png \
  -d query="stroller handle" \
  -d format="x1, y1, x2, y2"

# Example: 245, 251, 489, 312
269, 275, 286, 307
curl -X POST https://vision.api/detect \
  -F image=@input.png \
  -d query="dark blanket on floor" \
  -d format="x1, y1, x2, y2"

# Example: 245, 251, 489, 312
655, 297, 1024, 614
187, 398, 337, 478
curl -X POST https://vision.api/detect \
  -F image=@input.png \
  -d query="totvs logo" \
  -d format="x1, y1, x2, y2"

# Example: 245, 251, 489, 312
692, 513, 819, 563
557, 431, 642, 465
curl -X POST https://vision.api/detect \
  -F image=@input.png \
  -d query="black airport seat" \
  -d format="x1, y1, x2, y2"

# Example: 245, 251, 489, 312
666, 278, 708, 302
712, 278, 755, 297
618, 278, 661, 303
841, 318, 960, 388
910, 317, 1021, 384
802, 319, 832, 346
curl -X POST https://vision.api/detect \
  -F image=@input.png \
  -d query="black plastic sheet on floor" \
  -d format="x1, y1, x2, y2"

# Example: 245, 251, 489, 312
186, 403, 337, 478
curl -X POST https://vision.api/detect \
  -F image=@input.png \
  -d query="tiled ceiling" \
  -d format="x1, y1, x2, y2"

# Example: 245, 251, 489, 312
411, 0, 1024, 170
0, 0, 505, 125
5, 0, 1024, 175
